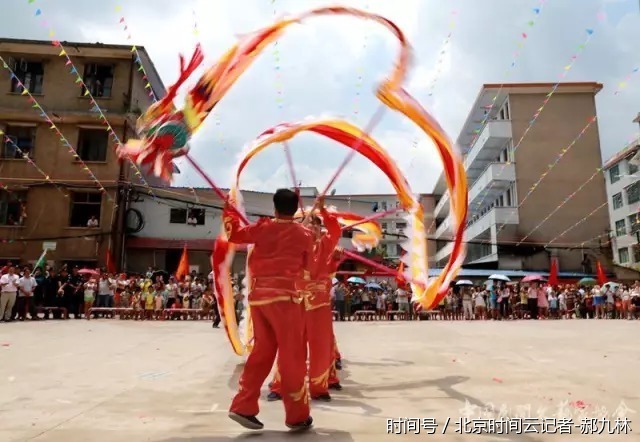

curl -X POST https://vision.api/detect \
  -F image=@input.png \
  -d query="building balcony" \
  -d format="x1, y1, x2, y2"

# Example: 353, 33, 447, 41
468, 162, 515, 216
434, 193, 450, 219
435, 217, 451, 238
464, 120, 512, 185
435, 207, 518, 263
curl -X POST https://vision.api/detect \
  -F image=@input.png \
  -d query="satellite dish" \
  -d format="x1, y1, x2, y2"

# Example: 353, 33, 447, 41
330, 189, 336, 195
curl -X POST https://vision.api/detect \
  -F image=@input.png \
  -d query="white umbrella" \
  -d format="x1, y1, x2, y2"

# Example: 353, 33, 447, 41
456, 280, 474, 286
489, 274, 510, 282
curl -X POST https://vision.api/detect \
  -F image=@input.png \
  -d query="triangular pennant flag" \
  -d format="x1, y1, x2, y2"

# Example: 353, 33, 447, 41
59, 49, 66, 56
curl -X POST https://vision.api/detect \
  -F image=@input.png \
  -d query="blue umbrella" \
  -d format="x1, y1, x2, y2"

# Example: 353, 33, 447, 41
365, 282, 382, 290
347, 276, 367, 285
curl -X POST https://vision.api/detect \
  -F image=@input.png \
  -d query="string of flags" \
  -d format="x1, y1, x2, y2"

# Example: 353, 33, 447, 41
467, 0, 547, 150
547, 201, 609, 246
0, 131, 69, 199
28, 2, 157, 199
474, 19, 600, 215
613, 66, 640, 96
0, 56, 112, 199
425, 8, 458, 99
499, 115, 599, 241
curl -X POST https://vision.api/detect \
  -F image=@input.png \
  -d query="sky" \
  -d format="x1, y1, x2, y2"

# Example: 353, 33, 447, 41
2, 0, 640, 195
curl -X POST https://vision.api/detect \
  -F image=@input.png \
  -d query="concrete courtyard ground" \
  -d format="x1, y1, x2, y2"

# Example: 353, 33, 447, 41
0, 318, 638, 441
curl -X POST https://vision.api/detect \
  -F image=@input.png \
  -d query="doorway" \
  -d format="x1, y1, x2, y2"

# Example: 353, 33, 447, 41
165, 249, 182, 274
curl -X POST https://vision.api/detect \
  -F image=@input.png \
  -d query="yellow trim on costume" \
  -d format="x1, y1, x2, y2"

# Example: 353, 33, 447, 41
306, 302, 331, 311
310, 366, 331, 390
303, 270, 311, 280
249, 296, 295, 306
289, 383, 310, 405
274, 218, 294, 223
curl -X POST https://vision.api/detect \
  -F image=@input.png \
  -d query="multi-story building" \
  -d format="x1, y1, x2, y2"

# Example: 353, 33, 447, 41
432, 82, 610, 273
0, 38, 163, 268
124, 186, 436, 274
608, 113, 640, 268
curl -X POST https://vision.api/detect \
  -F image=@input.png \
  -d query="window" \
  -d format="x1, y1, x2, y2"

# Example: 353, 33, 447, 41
386, 244, 397, 256
628, 214, 640, 235
634, 246, 640, 263
619, 247, 629, 264
627, 182, 640, 205
629, 162, 638, 176
615, 219, 626, 237
612, 192, 623, 210
187, 209, 205, 225
0, 190, 27, 226
82, 63, 114, 98
396, 222, 407, 234
77, 129, 108, 162
10, 60, 44, 94
380, 201, 388, 211
170, 208, 187, 224
381, 222, 388, 231
609, 164, 620, 184
69, 192, 101, 227
1, 125, 36, 159
498, 100, 510, 121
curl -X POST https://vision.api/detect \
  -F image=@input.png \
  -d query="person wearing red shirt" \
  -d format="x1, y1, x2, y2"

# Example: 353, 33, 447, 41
268, 199, 342, 401
226, 189, 314, 432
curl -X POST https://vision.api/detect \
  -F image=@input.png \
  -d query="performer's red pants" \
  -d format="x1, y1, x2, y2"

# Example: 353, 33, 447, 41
230, 301, 309, 425
271, 304, 334, 397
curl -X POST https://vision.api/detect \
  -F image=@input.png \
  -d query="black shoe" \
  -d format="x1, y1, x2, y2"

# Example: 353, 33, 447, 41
335, 359, 342, 370
312, 393, 331, 402
328, 383, 343, 391
212, 323, 219, 328
267, 392, 282, 401
287, 416, 313, 432
228, 412, 264, 430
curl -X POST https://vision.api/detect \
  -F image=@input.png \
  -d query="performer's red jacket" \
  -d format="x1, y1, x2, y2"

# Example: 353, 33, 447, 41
299, 208, 342, 310
223, 207, 314, 306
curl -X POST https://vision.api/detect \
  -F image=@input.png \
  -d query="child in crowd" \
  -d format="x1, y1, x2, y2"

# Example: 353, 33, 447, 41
154, 285, 164, 320
83, 277, 96, 319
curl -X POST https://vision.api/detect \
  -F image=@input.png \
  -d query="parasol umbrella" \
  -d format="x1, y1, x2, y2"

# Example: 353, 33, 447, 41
347, 276, 367, 285
602, 281, 619, 291
365, 282, 382, 290
489, 274, 510, 282
78, 269, 100, 277
456, 280, 474, 286
578, 277, 596, 286
521, 274, 546, 283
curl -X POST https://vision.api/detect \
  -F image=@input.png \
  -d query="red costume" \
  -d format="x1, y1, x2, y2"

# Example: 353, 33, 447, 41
225, 206, 314, 426
270, 208, 341, 398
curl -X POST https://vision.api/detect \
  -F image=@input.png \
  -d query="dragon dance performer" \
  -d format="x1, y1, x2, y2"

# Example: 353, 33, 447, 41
268, 197, 342, 401
225, 188, 314, 432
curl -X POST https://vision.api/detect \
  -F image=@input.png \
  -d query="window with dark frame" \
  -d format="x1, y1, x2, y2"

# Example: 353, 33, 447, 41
626, 182, 640, 205
69, 192, 102, 227
619, 247, 629, 264
10, 61, 44, 94
170, 208, 187, 224
82, 63, 114, 98
77, 129, 108, 162
629, 161, 639, 176
615, 219, 626, 237
628, 214, 640, 235
634, 246, 640, 263
1, 125, 36, 159
612, 192, 624, 210
609, 164, 621, 184
188, 208, 205, 225
0, 190, 27, 226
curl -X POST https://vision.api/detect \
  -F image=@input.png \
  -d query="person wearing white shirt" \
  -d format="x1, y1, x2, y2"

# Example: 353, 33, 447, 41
395, 287, 410, 317
0, 266, 20, 321
16, 267, 38, 320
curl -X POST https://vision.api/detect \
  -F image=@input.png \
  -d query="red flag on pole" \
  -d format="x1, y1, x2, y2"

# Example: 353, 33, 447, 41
548, 256, 559, 286
105, 247, 116, 274
596, 261, 607, 285
175, 245, 190, 281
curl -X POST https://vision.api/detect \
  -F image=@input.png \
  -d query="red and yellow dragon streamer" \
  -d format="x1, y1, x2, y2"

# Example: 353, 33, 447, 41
119, 7, 468, 356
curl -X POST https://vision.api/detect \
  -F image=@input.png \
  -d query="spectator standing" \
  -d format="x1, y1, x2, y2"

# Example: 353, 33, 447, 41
333, 283, 346, 321
16, 267, 38, 320
0, 266, 19, 321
